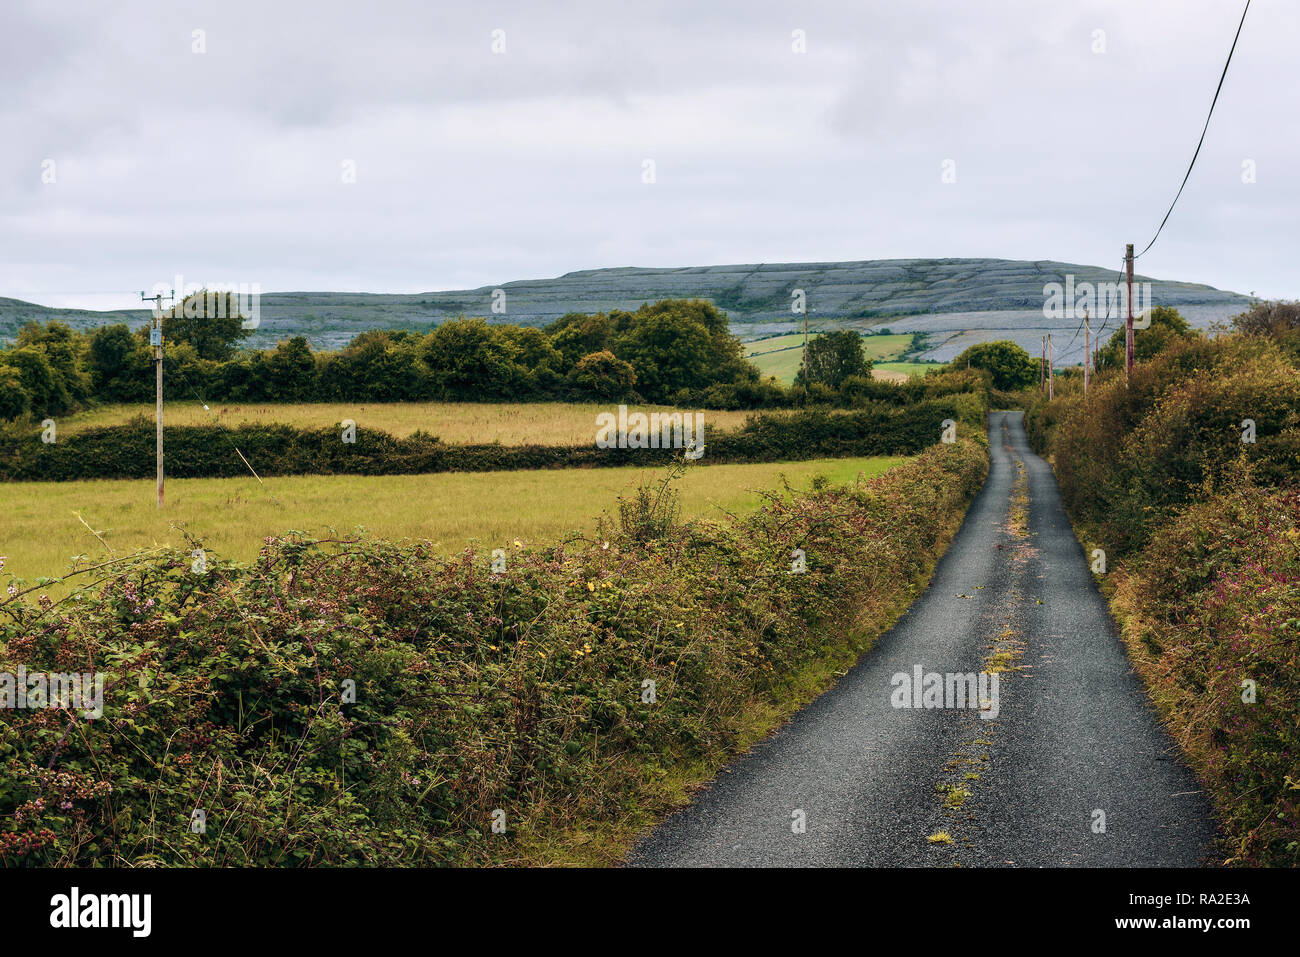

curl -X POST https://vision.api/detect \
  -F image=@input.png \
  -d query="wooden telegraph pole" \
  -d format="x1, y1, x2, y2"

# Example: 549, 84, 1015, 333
800, 293, 809, 398
1083, 307, 1091, 397
1040, 335, 1046, 390
142, 289, 174, 508
1048, 333, 1054, 400
1124, 243, 1135, 382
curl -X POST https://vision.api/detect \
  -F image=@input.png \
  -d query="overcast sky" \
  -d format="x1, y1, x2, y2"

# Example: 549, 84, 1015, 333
2, 0, 1293, 311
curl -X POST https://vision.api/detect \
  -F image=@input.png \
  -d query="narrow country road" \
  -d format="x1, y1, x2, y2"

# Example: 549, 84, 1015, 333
628, 411, 1215, 867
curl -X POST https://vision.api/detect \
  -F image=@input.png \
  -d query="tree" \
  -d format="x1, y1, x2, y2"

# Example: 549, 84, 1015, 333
795, 331, 871, 389
567, 350, 637, 400
1095, 305, 1197, 370
1231, 300, 1300, 361
1232, 299, 1300, 338
612, 311, 710, 401
2, 346, 71, 415
267, 336, 319, 401
950, 340, 1038, 390
319, 331, 425, 401
499, 326, 565, 398
161, 289, 251, 360
546, 312, 612, 368
0, 365, 31, 419
610, 300, 746, 402
88, 323, 151, 401
16, 321, 91, 403
423, 318, 520, 400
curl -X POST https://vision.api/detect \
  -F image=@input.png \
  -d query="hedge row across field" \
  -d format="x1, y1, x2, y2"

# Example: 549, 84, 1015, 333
0, 433, 989, 865
0, 397, 981, 481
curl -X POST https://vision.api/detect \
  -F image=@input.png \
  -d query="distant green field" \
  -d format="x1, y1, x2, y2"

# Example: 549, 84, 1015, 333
744, 335, 815, 383
873, 361, 948, 378
745, 333, 932, 384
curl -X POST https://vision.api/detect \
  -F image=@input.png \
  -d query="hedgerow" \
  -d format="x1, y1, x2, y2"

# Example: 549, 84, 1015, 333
0, 436, 987, 866
1025, 311, 1300, 866
1112, 484, 1300, 866
0, 398, 979, 482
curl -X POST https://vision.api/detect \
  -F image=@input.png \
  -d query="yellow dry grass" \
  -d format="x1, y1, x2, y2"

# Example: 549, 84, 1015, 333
0, 455, 908, 586
59, 401, 770, 445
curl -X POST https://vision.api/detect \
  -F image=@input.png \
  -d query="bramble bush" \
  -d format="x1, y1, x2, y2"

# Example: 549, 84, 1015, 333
1029, 332, 1300, 554
1026, 307, 1300, 866
0, 437, 988, 866
1112, 484, 1300, 866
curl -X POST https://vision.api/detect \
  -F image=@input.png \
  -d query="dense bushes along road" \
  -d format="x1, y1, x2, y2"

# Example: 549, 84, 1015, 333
0, 434, 987, 865
1025, 302, 1300, 866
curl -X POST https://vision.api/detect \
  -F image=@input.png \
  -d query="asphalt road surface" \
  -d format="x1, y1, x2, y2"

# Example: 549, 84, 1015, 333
629, 411, 1214, 867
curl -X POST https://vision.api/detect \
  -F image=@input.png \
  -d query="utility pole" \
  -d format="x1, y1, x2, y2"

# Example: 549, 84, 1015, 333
800, 296, 809, 398
1048, 333, 1054, 401
1083, 308, 1090, 396
142, 289, 174, 509
1125, 242, 1135, 382
1040, 335, 1046, 390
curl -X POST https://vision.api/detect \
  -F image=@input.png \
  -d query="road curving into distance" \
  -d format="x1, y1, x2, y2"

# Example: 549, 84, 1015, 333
629, 411, 1214, 867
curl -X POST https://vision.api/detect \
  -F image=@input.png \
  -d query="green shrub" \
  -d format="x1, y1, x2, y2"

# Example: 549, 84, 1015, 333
1028, 322, 1300, 866
0, 438, 988, 866
1032, 333, 1296, 549
0, 368, 31, 420
950, 340, 1036, 390
1114, 486, 1300, 866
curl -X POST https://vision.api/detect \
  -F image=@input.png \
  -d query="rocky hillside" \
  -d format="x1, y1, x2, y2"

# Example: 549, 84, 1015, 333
1, 258, 1250, 364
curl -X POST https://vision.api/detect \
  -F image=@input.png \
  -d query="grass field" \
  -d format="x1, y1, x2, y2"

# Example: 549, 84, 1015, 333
0, 456, 908, 587
873, 361, 947, 378
59, 401, 768, 444
744, 333, 942, 383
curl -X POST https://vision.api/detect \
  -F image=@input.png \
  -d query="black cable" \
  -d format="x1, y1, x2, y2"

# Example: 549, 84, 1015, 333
1056, 257, 1129, 363
1133, 0, 1251, 261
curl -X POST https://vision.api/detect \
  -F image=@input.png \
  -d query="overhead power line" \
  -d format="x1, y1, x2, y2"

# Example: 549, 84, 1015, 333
1133, 0, 1251, 262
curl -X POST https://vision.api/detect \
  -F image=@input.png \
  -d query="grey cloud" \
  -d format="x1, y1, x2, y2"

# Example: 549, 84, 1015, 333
0, 0, 1293, 306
